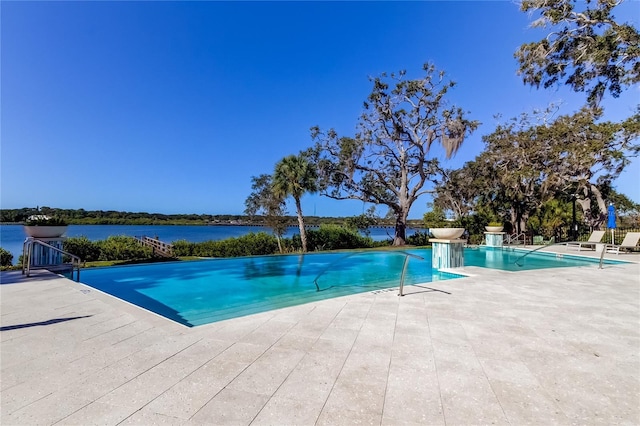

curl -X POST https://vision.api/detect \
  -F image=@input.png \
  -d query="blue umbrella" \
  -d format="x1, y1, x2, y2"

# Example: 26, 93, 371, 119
607, 204, 616, 244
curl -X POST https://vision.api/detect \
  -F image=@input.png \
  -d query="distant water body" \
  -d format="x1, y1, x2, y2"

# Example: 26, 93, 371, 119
0, 224, 416, 264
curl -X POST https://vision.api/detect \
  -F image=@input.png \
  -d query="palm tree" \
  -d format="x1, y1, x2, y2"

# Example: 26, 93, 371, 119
273, 155, 317, 252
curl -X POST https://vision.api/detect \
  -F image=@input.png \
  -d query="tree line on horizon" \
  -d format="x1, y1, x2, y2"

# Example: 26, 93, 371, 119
246, 0, 640, 250
0, 206, 425, 227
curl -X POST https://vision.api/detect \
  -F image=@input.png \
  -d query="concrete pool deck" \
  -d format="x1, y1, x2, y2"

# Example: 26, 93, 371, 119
1, 249, 639, 425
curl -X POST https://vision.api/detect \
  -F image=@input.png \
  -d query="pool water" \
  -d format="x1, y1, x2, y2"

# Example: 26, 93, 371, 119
464, 246, 623, 271
80, 250, 456, 326
79, 247, 620, 327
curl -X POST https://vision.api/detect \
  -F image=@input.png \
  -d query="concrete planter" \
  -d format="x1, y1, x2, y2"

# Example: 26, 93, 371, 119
485, 226, 504, 232
23, 225, 68, 238
429, 228, 465, 239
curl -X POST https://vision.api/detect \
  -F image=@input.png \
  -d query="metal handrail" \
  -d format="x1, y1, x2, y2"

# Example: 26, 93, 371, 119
598, 243, 615, 269
22, 238, 81, 281
512, 241, 613, 270
513, 241, 576, 266
506, 232, 529, 246
310, 250, 424, 295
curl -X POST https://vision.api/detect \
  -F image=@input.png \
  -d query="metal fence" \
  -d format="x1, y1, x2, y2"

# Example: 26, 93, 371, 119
577, 227, 640, 245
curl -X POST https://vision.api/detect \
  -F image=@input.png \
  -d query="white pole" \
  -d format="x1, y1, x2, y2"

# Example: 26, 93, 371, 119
611, 229, 615, 245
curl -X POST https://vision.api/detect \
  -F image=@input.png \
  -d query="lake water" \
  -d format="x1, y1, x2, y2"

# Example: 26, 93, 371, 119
0, 224, 411, 264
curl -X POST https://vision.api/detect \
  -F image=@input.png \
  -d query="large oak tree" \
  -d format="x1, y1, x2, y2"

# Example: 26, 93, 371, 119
311, 64, 478, 246
435, 107, 639, 231
516, 0, 640, 107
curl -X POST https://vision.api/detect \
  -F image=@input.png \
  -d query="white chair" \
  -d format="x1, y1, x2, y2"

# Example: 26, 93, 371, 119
566, 230, 605, 251
606, 232, 640, 255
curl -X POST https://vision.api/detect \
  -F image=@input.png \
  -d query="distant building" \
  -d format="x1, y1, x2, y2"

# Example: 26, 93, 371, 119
27, 215, 50, 221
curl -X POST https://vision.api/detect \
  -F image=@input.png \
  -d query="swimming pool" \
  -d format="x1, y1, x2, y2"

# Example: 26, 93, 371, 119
78, 247, 622, 327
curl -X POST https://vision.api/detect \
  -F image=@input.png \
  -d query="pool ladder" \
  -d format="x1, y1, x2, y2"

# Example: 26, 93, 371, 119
22, 238, 82, 281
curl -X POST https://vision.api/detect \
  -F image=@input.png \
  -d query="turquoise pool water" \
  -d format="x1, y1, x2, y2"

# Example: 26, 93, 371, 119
79, 248, 621, 327
464, 246, 624, 271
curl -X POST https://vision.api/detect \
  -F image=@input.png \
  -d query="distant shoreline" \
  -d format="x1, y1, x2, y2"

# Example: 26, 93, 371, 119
0, 222, 421, 229
0, 208, 426, 228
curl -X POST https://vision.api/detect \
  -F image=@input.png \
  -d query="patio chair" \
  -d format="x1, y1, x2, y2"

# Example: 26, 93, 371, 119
566, 230, 605, 251
605, 232, 640, 255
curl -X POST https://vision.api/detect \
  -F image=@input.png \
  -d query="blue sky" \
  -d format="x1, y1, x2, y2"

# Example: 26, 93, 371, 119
2, 1, 638, 219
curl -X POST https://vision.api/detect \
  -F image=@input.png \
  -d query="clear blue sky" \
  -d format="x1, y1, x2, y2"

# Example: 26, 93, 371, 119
2, 1, 638, 219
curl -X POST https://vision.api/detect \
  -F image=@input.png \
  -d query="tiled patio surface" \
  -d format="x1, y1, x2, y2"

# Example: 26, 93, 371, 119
1, 249, 639, 425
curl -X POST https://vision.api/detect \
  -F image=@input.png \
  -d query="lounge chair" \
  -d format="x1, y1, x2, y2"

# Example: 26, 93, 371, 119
605, 232, 640, 255
566, 230, 605, 251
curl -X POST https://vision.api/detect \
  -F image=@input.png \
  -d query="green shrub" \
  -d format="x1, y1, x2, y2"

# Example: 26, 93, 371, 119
457, 214, 489, 243
0, 247, 13, 267
291, 225, 374, 251
192, 240, 225, 257
96, 236, 153, 261
406, 231, 430, 246
468, 234, 484, 245
236, 232, 279, 256
172, 240, 196, 257
423, 208, 449, 229
215, 239, 247, 257
63, 236, 101, 262
190, 232, 278, 258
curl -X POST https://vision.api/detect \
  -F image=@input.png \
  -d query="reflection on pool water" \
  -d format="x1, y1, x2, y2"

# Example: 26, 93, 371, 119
79, 247, 622, 327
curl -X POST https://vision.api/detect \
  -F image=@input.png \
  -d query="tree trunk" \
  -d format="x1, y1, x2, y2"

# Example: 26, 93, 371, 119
510, 209, 518, 234
576, 197, 593, 227
394, 165, 410, 246
591, 184, 607, 228
393, 209, 409, 246
276, 236, 283, 254
294, 197, 308, 252
575, 184, 607, 229
511, 201, 528, 234
520, 213, 529, 234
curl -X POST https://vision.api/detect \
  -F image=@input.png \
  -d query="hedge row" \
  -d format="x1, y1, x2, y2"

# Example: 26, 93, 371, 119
173, 226, 380, 257
50, 226, 393, 263
297, 225, 376, 251
63, 236, 153, 262
172, 232, 278, 257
